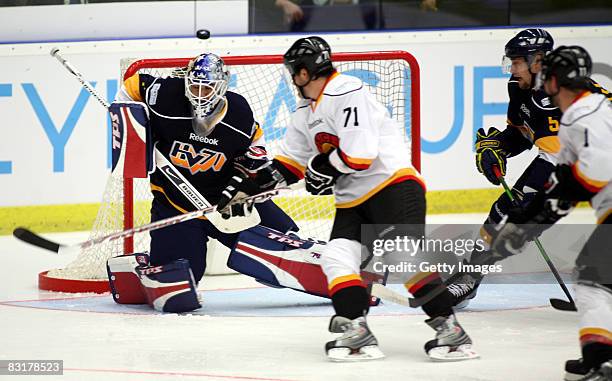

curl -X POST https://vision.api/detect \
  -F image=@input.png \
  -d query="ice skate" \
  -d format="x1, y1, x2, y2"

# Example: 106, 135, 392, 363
566, 358, 591, 381
424, 314, 479, 361
572, 360, 612, 381
325, 315, 385, 362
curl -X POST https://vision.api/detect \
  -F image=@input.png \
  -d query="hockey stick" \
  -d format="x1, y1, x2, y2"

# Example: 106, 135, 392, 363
51, 48, 111, 109
50, 47, 260, 234
494, 167, 577, 312
13, 188, 285, 256
369, 282, 447, 308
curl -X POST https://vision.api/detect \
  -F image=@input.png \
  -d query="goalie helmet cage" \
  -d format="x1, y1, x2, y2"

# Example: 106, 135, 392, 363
38, 50, 421, 293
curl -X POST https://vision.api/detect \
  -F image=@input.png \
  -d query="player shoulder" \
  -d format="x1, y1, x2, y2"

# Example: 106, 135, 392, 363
225, 91, 253, 115
323, 73, 363, 97
222, 91, 256, 134
562, 93, 609, 126
144, 76, 183, 100
530, 90, 557, 111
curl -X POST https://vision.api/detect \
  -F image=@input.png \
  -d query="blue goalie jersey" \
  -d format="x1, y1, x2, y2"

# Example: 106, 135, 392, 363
121, 73, 265, 214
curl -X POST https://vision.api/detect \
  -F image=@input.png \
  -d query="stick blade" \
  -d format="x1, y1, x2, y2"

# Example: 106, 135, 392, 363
550, 298, 577, 311
13, 227, 61, 253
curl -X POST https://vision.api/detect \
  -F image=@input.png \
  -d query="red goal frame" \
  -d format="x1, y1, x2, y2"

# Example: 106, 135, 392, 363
38, 51, 420, 293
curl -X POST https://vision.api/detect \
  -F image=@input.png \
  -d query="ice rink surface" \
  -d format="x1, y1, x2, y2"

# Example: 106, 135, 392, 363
0, 210, 598, 381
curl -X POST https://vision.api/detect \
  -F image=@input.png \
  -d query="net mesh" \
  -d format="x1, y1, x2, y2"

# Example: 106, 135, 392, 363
47, 52, 419, 281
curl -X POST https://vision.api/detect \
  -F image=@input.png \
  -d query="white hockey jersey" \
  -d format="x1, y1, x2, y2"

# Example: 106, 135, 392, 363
276, 72, 423, 208
557, 92, 612, 222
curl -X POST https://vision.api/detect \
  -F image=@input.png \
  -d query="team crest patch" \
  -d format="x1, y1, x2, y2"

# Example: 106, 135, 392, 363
314, 132, 339, 153
169, 141, 227, 174
149, 83, 161, 105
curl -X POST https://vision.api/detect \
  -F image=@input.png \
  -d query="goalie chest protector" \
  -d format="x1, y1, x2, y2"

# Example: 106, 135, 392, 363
137, 74, 259, 209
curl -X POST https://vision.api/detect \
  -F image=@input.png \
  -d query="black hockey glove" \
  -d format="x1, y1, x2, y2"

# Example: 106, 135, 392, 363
216, 174, 261, 219
491, 181, 576, 258
305, 151, 342, 195
475, 127, 507, 186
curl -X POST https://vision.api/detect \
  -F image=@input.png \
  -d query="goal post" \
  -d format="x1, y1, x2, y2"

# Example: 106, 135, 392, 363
38, 51, 421, 293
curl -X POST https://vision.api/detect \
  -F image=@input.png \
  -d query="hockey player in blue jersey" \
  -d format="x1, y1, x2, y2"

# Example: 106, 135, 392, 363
445, 29, 612, 307
107, 53, 299, 312
444, 29, 559, 304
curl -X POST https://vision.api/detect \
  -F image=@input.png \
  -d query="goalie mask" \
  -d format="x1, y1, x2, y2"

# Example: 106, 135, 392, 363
185, 53, 229, 119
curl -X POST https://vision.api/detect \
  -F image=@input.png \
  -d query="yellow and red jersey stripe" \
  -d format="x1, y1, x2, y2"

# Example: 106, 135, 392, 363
580, 327, 612, 346
405, 271, 440, 295
572, 162, 608, 193
328, 274, 364, 296
275, 155, 306, 180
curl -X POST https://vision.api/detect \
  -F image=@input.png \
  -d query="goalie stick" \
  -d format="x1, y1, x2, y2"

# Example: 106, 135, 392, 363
13, 188, 284, 256
493, 167, 577, 312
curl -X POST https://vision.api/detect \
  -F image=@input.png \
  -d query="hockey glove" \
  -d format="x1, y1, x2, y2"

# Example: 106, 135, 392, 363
305, 151, 342, 195
475, 127, 507, 185
491, 193, 575, 259
216, 174, 261, 219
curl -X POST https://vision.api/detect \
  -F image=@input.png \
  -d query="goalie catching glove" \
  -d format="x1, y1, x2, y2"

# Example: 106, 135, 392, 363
305, 150, 342, 195
475, 127, 508, 185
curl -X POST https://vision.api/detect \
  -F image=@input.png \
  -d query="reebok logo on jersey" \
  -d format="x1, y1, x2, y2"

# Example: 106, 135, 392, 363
520, 103, 531, 117
307, 118, 324, 129
189, 133, 219, 145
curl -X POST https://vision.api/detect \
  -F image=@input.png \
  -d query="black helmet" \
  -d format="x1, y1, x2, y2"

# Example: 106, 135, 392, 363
505, 28, 554, 59
283, 36, 333, 78
541, 45, 592, 88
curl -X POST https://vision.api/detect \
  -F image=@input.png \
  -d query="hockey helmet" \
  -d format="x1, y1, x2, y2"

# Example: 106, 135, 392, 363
503, 29, 554, 74
539, 45, 592, 89
283, 36, 334, 78
185, 53, 229, 118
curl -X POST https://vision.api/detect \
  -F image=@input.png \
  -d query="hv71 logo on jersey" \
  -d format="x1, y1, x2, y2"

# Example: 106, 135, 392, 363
170, 141, 227, 174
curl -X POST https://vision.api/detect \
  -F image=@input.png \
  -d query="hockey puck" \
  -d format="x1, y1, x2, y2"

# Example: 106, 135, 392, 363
196, 29, 211, 40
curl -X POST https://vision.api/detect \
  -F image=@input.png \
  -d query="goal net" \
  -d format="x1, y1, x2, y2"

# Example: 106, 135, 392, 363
39, 51, 421, 293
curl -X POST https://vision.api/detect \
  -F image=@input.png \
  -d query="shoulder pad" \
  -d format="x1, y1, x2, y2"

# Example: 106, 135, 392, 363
223, 91, 255, 134
530, 90, 557, 111
562, 93, 607, 126
225, 91, 251, 113
323, 74, 363, 97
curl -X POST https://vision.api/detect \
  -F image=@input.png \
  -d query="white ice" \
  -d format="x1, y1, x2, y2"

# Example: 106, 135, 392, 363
0, 210, 598, 381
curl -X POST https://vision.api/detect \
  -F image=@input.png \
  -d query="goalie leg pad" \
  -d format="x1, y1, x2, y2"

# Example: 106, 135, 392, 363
106, 253, 150, 304
229, 226, 385, 300
230, 225, 330, 297
139, 259, 202, 313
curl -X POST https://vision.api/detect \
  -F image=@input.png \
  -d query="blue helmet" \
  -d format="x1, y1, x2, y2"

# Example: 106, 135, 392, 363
540, 45, 592, 89
505, 28, 554, 59
185, 53, 229, 118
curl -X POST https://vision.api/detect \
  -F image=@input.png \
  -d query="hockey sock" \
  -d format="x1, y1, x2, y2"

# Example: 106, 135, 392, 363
582, 343, 612, 370
418, 282, 455, 318
331, 286, 369, 320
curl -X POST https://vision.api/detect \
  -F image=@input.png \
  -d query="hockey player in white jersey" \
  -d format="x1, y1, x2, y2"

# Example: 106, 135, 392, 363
492, 46, 612, 380
219, 36, 477, 362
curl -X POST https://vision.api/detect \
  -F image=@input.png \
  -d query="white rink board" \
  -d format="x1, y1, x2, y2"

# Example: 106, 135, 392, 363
0, 26, 611, 207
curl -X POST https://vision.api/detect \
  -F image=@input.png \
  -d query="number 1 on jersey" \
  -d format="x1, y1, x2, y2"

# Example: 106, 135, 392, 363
343, 107, 359, 127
